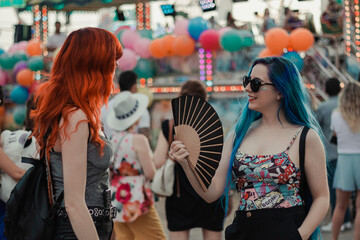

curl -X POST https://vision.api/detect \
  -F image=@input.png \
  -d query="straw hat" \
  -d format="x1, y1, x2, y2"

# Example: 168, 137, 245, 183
106, 91, 149, 131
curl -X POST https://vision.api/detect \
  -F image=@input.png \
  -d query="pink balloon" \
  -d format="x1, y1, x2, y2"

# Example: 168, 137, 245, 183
121, 30, 140, 50
199, 29, 220, 51
17, 41, 28, 52
0, 70, 9, 86
134, 38, 152, 59
117, 49, 137, 71
174, 19, 190, 36
218, 27, 232, 37
114, 26, 131, 36
8, 43, 20, 54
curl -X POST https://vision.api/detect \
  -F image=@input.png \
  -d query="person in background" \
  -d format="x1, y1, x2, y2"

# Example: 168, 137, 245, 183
107, 91, 166, 240
316, 78, 352, 232
101, 71, 151, 141
31, 27, 123, 239
331, 82, 360, 240
47, 21, 67, 53
154, 80, 226, 240
262, 8, 277, 33
170, 57, 329, 240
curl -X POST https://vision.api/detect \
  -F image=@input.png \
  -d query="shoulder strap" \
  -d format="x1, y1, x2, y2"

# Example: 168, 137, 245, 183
113, 132, 129, 158
285, 126, 304, 152
168, 120, 174, 146
299, 126, 310, 203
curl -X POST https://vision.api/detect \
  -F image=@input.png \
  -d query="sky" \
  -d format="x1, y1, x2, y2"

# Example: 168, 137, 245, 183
0, 0, 325, 51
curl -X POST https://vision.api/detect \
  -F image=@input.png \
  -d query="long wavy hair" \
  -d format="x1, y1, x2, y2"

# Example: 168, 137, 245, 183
339, 82, 360, 133
224, 57, 324, 239
31, 27, 123, 158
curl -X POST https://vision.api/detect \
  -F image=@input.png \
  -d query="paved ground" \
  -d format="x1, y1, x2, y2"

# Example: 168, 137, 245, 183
154, 193, 354, 240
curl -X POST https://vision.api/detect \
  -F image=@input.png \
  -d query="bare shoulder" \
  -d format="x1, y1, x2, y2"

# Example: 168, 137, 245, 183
306, 128, 322, 145
133, 133, 148, 144
67, 108, 88, 122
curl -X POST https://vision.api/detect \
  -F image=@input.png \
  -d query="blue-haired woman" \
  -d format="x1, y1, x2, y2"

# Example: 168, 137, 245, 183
170, 57, 329, 240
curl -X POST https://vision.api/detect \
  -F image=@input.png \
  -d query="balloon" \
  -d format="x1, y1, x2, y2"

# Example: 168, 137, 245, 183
162, 35, 176, 56
0, 48, 4, 56
289, 28, 314, 52
134, 58, 155, 79
16, 69, 34, 87
188, 17, 209, 40
199, 30, 220, 51
149, 39, 166, 58
8, 43, 21, 54
137, 87, 154, 107
29, 81, 40, 94
0, 69, 9, 86
173, 36, 195, 56
120, 30, 140, 50
283, 51, 304, 71
218, 27, 232, 37
16, 41, 28, 52
13, 106, 26, 125
258, 48, 274, 58
28, 57, 44, 71
265, 28, 289, 55
238, 30, 255, 48
10, 85, 29, 104
116, 29, 127, 43
13, 61, 28, 76
220, 30, 243, 52
139, 29, 153, 39
0, 54, 17, 70
134, 38, 152, 58
26, 40, 43, 56
117, 49, 137, 71
12, 51, 28, 63
174, 19, 190, 36
114, 26, 130, 36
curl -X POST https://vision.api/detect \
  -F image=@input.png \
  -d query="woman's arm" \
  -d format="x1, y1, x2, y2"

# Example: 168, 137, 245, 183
60, 110, 98, 240
170, 131, 234, 203
0, 147, 25, 181
133, 134, 156, 180
298, 129, 329, 240
153, 131, 169, 169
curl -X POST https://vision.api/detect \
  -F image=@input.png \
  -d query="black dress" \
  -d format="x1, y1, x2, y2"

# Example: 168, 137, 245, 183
161, 119, 225, 231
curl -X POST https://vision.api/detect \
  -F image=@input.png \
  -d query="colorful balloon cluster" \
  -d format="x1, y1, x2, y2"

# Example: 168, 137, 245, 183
0, 39, 44, 125
114, 17, 255, 77
259, 27, 314, 71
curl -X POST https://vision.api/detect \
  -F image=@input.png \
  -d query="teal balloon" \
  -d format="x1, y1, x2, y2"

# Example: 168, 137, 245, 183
13, 106, 26, 125
134, 59, 155, 79
10, 85, 29, 104
238, 30, 255, 48
139, 30, 153, 40
0, 48, 4, 56
0, 54, 17, 70
12, 51, 28, 63
283, 51, 304, 71
28, 57, 44, 71
102, 0, 112, 3
220, 30, 243, 52
188, 17, 209, 40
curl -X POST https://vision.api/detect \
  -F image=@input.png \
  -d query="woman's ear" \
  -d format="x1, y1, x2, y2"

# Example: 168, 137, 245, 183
277, 93, 283, 101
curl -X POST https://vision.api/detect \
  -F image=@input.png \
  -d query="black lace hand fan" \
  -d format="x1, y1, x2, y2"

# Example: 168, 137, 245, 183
171, 95, 223, 192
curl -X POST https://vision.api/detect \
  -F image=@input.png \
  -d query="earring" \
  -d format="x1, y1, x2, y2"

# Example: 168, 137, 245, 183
277, 96, 282, 100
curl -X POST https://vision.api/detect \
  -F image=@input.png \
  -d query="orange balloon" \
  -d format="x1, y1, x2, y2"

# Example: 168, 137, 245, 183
258, 48, 273, 58
26, 40, 43, 56
0, 106, 5, 116
289, 28, 314, 52
173, 36, 195, 57
16, 69, 34, 87
265, 28, 289, 55
149, 39, 166, 58
162, 35, 176, 56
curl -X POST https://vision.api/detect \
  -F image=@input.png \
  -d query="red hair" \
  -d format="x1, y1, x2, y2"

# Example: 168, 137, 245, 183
32, 27, 123, 157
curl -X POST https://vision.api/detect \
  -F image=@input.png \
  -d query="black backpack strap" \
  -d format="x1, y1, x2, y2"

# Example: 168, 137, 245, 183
299, 126, 310, 203
22, 157, 42, 167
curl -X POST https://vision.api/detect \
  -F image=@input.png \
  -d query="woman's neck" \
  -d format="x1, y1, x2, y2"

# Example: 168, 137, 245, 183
259, 108, 290, 128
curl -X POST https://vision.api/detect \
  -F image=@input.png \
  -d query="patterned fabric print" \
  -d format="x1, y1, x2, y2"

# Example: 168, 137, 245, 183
110, 132, 153, 223
232, 127, 304, 211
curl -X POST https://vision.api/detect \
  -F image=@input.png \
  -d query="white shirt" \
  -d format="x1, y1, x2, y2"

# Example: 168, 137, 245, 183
331, 110, 360, 154
47, 33, 67, 49
101, 98, 150, 138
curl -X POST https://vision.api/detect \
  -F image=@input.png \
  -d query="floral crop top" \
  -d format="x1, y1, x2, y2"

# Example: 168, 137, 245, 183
232, 127, 304, 211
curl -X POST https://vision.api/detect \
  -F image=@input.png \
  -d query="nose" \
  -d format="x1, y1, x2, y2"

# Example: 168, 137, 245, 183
244, 82, 252, 93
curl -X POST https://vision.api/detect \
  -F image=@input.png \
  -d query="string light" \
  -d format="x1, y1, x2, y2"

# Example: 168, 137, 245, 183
136, 1, 150, 31
205, 50, 213, 90
354, 0, 360, 61
199, 48, 206, 81
42, 5, 48, 56
33, 5, 41, 40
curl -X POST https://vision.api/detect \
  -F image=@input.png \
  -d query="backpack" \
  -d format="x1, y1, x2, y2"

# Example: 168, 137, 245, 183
4, 154, 63, 240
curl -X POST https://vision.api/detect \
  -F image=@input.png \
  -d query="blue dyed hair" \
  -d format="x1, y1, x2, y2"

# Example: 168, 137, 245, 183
224, 57, 324, 239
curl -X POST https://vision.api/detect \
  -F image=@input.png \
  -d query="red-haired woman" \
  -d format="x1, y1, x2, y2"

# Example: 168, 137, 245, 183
31, 27, 123, 240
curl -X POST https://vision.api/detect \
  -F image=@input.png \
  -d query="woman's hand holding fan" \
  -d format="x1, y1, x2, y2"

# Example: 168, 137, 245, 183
170, 95, 224, 192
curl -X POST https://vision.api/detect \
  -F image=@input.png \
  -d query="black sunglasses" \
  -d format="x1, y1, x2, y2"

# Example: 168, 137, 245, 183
242, 76, 275, 92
